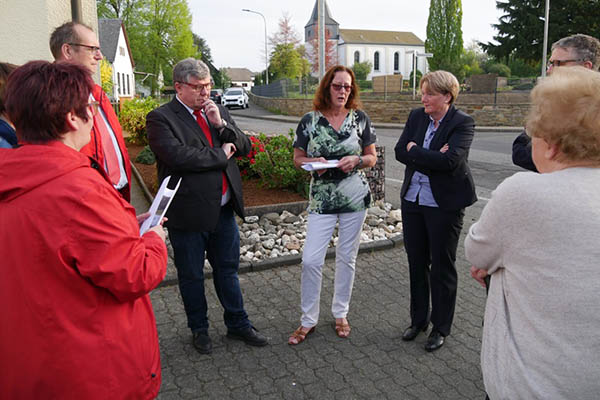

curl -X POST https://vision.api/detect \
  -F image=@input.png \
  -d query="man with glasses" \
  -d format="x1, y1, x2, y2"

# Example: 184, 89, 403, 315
512, 33, 600, 171
146, 58, 268, 354
50, 22, 132, 201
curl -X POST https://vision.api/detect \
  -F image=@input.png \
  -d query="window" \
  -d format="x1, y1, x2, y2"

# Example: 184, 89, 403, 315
374, 51, 380, 71
119, 46, 125, 56
394, 52, 399, 71
354, 51, 360, 64
117, 72, 121, 94
122, 74, 126, 95
127, 75, 130, 95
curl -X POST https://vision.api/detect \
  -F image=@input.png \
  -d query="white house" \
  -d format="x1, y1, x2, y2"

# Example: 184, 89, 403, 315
304, 0, 428, 80
223, 68, 255, 88
99, 18, 135, 100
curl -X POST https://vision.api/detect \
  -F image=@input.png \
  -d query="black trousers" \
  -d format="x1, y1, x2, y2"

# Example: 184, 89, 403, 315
401, 199, 465, 336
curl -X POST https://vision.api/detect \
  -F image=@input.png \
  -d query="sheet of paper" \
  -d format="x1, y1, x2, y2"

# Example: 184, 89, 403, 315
301, 160, 339, 171
139, 176, 182, 235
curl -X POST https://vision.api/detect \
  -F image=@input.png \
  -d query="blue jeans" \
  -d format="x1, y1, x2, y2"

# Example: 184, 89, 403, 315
169, 204, 250, 333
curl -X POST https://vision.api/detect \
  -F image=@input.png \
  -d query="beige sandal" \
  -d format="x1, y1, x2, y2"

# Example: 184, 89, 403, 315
335, 320, 351, 338
288, 326, 315, 345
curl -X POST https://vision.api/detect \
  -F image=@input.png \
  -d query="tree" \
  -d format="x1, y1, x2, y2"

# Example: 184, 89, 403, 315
100, 58, 114, 95
425, 0, 464, 79
193, 34, 213, 64
482, 0, 600, 63
352, 61, 372, 81
307, 28, 337, 74
270, 44, 303, 80
269, 13, 301, 48
97, 0, 141, 27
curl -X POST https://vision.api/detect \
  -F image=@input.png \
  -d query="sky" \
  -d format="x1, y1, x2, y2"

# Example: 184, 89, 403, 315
190, 0, 503, 72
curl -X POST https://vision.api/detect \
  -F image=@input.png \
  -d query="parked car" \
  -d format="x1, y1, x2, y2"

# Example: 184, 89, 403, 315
210, 88, 223, 105
222, 87, 249, 109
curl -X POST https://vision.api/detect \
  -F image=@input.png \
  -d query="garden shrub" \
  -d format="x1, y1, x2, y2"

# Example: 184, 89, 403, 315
236, 130, 309, 196
135, 145, 156, 165
120, 97, 159, 145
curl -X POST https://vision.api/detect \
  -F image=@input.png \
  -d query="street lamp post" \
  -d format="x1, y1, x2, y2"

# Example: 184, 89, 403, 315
541, 0, 550, 77
242, 8, 269, 85
407, 51, 433, 99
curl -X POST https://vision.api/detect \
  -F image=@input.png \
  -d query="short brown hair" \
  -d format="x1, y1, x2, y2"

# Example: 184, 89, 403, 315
49, 21, 93, 59
419, 70, 460, 104
552, 34, 600, 71
313, 65, 362, 111
4, 61, 94, 143
0, 62, 18, 114
526, 66, 600, 164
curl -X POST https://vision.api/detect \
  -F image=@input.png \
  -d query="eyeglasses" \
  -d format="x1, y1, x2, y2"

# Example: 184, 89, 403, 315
547, 58, 583, 68
331, 83, 352, 92
178, 81, 212, 92
69, 43, 102, 54
87, 101, 99, 116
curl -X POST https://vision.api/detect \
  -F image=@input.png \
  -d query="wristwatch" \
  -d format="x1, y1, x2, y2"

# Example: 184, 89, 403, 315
357, 155, 363, 168
216, 119, 227, 129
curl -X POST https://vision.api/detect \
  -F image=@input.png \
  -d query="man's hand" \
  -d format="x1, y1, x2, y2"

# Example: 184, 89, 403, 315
221, 142, 237, 159
200, 99, 223, 127
407, 141, 417, 151
440, 143, 449, 153
148, 225, 166, 242
136, 212, 150, 227
470, 266, 489, 288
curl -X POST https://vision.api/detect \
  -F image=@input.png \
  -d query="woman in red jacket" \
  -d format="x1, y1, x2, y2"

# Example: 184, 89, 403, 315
0, 61, 168, 399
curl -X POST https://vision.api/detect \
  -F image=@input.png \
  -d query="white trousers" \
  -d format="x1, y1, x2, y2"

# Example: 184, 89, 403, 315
300, 210, 367, 327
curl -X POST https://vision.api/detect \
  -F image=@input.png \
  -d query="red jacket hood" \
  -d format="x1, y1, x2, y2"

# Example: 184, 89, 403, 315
0, 141, 95, 203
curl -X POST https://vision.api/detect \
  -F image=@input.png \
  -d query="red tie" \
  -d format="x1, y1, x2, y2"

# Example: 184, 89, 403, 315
193, 110, 228, 195
94, 115, 121, 185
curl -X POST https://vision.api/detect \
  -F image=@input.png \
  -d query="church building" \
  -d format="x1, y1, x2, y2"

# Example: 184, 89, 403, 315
304, 1, 428, 80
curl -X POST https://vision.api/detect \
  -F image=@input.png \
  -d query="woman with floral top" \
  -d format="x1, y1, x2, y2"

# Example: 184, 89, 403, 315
288, 65, 377, 345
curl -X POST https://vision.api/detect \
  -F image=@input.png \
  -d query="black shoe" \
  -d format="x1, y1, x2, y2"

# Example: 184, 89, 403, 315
226, 327, 269, 347
402, 324, 428, 341
192, 331, 212, 354
424, 330, 445, 352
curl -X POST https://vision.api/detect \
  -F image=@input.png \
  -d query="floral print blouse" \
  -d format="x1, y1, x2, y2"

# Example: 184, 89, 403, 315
294, 109, 376, 214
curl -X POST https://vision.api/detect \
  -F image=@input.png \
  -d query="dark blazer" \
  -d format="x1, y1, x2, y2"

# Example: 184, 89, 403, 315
146, 98, 251, 232
512, 130, 538, 172
395, 105, 477, 211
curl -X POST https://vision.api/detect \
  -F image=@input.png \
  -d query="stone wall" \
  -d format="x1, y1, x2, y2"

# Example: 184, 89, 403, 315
250, 93, 530, 127
366, 146, 385, 202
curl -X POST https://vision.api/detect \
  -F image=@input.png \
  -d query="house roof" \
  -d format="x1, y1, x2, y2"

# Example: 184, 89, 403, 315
98, 18, 135, 67
223, 68, 254, 82
339, 29, 424, 46
305, 0, 339, 28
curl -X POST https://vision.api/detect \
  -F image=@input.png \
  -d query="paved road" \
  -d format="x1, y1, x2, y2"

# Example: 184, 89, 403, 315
140, 103, 527, 399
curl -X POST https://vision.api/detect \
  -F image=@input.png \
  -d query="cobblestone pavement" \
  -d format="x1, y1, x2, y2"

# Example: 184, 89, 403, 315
151, 203, 489, 400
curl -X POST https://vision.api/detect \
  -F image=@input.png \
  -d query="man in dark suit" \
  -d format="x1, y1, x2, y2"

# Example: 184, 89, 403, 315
395, 71, 477, 352
147, 58, 268, 354
512, 33, 600, 172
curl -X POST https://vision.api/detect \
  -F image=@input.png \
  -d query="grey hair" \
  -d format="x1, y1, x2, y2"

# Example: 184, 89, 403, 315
552, 34, 600, 71
173, 58, 210, 83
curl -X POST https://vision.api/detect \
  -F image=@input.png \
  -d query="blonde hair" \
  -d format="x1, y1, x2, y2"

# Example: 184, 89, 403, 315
419, 70, 460, 104
526, 66, 600, 164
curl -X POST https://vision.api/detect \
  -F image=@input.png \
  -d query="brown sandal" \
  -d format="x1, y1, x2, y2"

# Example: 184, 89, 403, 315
335, 320, 351, 338
288, 326, 315, 345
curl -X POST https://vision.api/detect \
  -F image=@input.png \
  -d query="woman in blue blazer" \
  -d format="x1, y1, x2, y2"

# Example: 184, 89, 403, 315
394, 70, 477, 352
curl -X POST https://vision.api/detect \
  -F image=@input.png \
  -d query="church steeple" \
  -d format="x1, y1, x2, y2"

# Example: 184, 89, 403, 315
304, 0, 339, 42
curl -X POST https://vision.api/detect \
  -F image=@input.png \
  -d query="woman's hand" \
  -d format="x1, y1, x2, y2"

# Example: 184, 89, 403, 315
470, 266, 489, 288
338, 155, 360, 173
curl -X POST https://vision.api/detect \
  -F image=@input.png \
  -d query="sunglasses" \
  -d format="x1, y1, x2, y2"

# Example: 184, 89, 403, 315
331, 83, 352, 92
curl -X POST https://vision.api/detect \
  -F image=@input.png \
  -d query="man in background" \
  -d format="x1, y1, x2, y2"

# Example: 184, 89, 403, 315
512, 33, 600, 172
50, 22, 132, 201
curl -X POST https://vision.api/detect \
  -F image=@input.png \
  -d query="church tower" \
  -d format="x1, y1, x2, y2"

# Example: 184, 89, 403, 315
304, 0, 339, 42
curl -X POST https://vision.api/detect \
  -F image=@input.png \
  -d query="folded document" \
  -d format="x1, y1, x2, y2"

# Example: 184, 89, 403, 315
301, 160, 339, 171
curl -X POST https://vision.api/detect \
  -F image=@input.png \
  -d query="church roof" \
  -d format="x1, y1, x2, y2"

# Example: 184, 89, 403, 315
305, 0, 339, 27
339, 29, 424, 46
